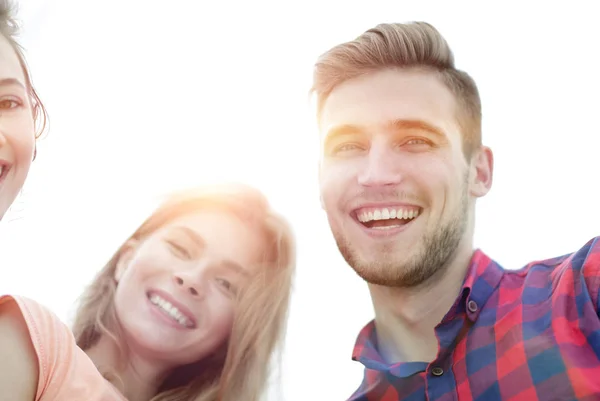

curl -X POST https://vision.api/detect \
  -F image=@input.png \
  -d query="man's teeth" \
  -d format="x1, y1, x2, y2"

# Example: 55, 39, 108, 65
149, 294, 191, 328
357, 207, 420, 223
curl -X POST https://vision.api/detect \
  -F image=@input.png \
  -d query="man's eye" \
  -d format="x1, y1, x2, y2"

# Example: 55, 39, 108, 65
405, 138, 428, 145
338, 144, 358, 151
333, 143, 364, 154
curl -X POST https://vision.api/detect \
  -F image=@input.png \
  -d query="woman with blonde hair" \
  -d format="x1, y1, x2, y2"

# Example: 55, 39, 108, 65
0, 0, 47, 220
0, 183, 296, 401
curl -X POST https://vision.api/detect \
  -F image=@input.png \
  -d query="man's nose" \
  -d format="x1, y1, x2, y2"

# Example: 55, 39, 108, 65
357, 144, 403, 188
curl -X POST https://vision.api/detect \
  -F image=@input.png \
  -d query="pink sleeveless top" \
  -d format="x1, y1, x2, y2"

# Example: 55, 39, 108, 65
0, 295, 126, 400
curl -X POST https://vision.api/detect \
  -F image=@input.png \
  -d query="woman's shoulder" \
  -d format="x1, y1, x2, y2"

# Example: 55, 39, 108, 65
0, 295, 126, 401
0, 294, 44, 400
0, 294, 75, 366
0, 294, 69, 335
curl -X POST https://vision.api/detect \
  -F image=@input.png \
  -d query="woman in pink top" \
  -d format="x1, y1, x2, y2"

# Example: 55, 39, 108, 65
0, 0, 47, 220
1, 183, 296, 401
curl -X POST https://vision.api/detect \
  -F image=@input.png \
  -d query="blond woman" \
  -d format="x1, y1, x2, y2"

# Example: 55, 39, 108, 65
0, 184, 295, 401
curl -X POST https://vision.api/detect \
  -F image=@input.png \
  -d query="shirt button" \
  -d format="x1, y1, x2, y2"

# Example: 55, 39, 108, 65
431, 367, 444, 376
467, 300, 478, 313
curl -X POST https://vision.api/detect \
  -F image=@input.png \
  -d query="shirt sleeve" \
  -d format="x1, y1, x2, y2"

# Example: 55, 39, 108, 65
0, 295, 75, 401
578, 237, 600, 317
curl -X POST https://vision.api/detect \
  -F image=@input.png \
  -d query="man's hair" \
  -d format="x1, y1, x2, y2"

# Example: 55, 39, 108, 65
311, 22, 481, 158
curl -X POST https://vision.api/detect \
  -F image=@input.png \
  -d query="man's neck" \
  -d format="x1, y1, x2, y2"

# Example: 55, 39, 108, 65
368, 243, 474, 364
85, 336, 170, 401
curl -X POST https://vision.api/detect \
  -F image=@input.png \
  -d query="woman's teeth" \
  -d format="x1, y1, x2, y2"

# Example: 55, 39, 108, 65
149, 294, 193, 328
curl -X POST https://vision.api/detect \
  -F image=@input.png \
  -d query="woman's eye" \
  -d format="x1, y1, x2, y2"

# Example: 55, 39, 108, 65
0, 98, 22, 110
167, 241, 191, 259
215, 278, 236, 294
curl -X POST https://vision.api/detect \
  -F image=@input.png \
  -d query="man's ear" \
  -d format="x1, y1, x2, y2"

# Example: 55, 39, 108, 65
469, 146, 494, 198
114, 240, 139, 283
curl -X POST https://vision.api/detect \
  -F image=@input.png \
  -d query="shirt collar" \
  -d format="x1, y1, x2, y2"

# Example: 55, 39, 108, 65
351, 249, 505, 368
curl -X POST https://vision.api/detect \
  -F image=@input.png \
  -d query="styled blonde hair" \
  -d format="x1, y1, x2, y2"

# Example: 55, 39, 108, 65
0, 0, 48, 139
311, 22, 481, 158
72, 184, 296, 401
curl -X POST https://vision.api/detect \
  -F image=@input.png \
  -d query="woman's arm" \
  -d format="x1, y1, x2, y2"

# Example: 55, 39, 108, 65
0, 301, 38, 401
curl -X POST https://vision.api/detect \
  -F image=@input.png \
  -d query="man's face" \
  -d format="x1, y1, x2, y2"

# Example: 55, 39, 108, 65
318, 68, 491, 287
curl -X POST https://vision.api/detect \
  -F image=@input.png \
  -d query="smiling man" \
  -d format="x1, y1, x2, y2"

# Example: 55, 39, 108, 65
312, 22, 600, 401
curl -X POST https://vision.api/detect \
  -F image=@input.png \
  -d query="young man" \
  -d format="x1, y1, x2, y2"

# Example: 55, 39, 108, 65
312, 22, 600, 400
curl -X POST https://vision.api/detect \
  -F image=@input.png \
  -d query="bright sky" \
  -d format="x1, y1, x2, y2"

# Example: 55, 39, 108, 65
1, 1, 599, 400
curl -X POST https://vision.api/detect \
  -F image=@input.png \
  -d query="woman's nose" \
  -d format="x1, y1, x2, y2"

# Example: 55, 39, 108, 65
173, 272, 204, 298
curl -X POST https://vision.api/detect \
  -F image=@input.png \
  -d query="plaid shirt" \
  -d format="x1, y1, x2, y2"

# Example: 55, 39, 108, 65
349, 236, 600, 401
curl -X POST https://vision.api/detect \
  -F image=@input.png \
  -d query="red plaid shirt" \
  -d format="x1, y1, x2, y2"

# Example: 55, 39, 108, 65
349, 236, 600, 401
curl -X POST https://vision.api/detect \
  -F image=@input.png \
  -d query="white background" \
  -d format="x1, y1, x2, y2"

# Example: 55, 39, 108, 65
1, 1, 599, 400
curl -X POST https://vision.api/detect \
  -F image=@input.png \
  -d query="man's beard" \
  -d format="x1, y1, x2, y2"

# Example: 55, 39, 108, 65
333, 188, 469, 288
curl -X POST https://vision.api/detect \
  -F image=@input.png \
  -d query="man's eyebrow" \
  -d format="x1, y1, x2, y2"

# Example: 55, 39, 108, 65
322, 119, 446, 150
386, 119, 446, 138
0, 78, 26, 90
322, 123, 364, 148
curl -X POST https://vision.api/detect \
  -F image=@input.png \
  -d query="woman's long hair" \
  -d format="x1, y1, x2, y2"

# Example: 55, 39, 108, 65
71, 184, 296, 401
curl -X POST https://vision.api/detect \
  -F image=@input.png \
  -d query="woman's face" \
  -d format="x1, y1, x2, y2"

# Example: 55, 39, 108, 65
0, 34, 35, 219
113, 209, 266, 367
